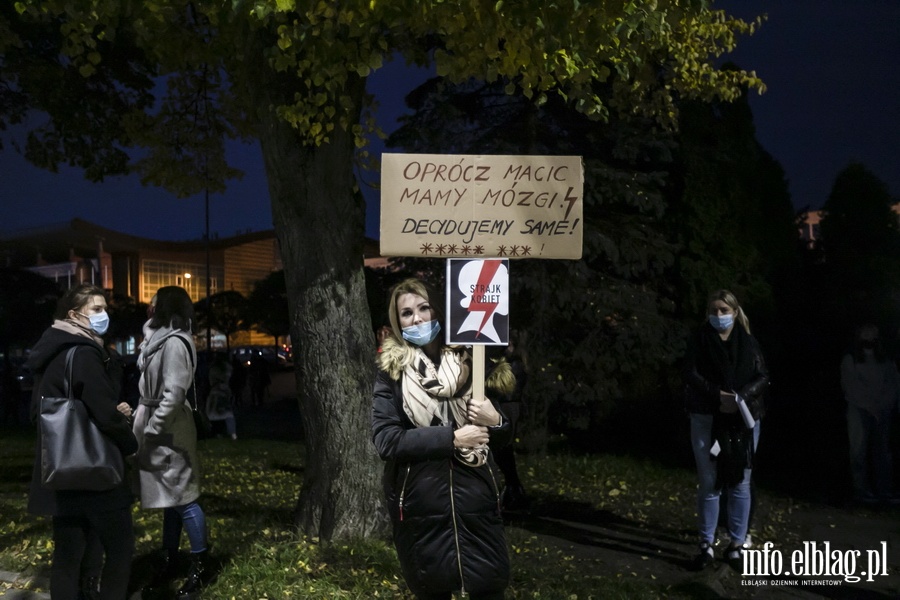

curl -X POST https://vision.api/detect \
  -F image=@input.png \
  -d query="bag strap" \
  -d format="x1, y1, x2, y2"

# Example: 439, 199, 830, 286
62, 346, 79, 399
171, 334, 199, 411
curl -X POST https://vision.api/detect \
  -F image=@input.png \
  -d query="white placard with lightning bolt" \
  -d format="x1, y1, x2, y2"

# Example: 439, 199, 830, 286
446, 258, 509, 346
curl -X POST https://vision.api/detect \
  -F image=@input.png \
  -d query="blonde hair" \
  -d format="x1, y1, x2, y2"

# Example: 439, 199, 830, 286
387, 278, 444, 344
708, 289, 751, 334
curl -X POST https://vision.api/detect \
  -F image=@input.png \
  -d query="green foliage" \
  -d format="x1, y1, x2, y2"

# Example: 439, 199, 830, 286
816, 163, 900, 332
0, 2, 156, 178
667, 91, 797, 321
387, 76, 687, 441
194, 290, 248, 349
244, 270, 291, 343
2, 0, 765, 193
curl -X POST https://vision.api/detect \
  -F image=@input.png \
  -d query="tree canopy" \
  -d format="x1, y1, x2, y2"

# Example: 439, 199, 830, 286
817, 163, 900, 333
244, 270, 290, 347
1, 0, 768, 540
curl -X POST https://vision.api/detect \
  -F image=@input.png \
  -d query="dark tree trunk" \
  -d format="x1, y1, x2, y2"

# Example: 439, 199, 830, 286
241, 33, 387, 540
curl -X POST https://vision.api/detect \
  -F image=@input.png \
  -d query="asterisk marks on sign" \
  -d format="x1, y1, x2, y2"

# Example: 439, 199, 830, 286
460, 245, 472, 255
520, 245, 532, 256
497, 245, 508, 256
474, 246, 485, 255
420, 243, 433, 255
447, 244, 458, 255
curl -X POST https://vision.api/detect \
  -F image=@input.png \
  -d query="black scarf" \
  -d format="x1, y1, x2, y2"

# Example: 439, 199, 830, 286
697, 323, 757, 488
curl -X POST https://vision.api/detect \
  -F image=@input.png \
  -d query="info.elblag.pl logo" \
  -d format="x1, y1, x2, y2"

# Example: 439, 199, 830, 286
743, 541, 889, 584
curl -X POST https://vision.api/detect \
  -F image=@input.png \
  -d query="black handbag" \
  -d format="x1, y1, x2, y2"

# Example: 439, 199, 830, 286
40, 346, 125, 491
188, 378, 212, 440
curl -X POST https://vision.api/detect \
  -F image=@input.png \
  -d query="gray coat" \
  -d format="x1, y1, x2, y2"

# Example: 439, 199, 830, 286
133, 324, 200, 509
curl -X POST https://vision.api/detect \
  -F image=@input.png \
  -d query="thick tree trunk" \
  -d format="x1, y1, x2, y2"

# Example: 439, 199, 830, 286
243, 39, 387, 541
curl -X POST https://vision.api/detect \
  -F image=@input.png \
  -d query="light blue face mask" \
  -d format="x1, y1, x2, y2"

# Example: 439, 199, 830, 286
708, 313, 734, 333
82, 310, 110, 335
402, 321, 442, 346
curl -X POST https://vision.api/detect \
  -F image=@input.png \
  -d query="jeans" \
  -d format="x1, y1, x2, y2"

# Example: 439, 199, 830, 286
690, 413, 759, 547
162, 502, 208, 554
51, 508, 134, 600
847, 405, 893, 497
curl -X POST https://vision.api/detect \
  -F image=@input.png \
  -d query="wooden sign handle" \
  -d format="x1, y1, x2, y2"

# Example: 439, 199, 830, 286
472, 345, 485, 401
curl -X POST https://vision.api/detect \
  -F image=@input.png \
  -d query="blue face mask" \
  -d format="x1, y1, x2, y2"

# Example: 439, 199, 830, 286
402, 321, 441, 346
82, 311, 110, 336
708, 313, 734, 333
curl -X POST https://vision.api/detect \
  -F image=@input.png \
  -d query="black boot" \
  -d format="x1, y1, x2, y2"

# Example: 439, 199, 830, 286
176, 550, 210, 599
146, 548, 179, 590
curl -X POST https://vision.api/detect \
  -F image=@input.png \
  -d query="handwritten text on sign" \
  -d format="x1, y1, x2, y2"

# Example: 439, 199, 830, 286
380, 154, 583, 259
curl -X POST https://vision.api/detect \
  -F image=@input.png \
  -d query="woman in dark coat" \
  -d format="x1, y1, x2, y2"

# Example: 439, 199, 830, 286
372, 278, 513, 600
683, 289, 769, 570
27, 284, 138, 599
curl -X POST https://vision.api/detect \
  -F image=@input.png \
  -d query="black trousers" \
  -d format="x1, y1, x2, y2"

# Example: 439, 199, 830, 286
51, 508, 134, 600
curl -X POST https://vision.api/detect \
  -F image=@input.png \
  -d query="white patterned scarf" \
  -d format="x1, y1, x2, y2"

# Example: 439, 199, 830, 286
401, 348, 487, 467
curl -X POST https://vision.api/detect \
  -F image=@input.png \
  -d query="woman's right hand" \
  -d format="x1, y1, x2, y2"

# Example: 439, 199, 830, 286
454, 424, 489, 448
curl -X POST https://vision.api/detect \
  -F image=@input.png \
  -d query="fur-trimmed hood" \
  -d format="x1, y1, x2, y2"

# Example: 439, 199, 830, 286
377, 336, 515, 395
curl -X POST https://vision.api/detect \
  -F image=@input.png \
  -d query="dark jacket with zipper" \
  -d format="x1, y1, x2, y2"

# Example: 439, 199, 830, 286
372, 339, 513, 597
26, 326, 138, 516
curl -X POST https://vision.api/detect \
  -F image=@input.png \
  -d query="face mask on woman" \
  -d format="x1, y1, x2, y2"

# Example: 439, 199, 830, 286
708, 313, 734, 333
81, 311, 110, 336
402, 321, 441, 346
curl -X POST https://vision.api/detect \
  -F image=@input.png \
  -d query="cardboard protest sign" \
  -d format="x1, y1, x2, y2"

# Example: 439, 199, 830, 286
446, 259, 509, 346
380, 154, 583, 259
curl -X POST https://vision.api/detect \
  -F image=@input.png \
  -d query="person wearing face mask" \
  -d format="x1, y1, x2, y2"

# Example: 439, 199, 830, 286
371, 277, 514, 600
841, 324, 900, 505
683, 289, 769, 571
133, 286, 211, 599
26, 283, 139, 599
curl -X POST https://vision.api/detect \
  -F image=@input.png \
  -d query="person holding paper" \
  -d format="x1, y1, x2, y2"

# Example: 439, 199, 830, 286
371, 277, 513, 600
683, 289, 769, 570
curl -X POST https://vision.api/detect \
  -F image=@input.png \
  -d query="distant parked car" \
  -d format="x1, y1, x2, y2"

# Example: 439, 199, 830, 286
231, 345, 291, 369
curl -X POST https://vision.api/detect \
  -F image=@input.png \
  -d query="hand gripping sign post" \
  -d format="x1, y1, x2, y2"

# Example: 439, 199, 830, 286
380, 153, 584, 405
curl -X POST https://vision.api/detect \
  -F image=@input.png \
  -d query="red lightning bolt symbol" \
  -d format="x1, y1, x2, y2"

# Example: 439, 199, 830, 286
468, 260, 502, 339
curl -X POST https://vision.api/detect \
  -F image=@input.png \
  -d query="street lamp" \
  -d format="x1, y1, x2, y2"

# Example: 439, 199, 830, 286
205, 188, 211, 355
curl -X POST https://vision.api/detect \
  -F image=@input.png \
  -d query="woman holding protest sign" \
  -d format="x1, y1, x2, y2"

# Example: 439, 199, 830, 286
683, 289, 769, 570
371, 277, 514, 599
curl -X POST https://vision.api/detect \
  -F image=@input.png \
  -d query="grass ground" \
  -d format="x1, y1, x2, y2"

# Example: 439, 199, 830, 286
1, 427, 668, 599
3, 421, 898, 599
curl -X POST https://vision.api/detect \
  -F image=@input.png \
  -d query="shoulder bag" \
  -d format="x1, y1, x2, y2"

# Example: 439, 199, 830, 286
174, 335, 212, 440
40, 346, 125, 491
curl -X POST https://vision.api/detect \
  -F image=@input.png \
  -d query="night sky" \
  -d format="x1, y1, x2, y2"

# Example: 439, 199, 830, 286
0, 1, 897, 242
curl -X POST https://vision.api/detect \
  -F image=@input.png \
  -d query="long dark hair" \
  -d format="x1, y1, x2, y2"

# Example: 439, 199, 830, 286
149, 286, 194, 332
54, 283, 105, 320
